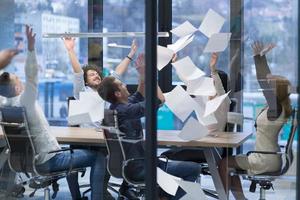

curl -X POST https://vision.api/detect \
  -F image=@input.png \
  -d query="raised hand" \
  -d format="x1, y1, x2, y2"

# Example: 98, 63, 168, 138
135, 53, 145, 80
0, 49, 18, 69
26, 25, 36, 51
128, 39, 137, 59
209, 52, 218, 73
251, 41, 275, 56
62, 37, 76, 51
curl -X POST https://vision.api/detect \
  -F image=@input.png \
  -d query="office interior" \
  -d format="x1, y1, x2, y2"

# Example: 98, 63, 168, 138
0, 0, 299, 199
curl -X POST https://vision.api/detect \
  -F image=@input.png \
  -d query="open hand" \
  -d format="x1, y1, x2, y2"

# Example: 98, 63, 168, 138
135, 53, 145, 80
251, 41, 275, 56
62, 37, 76, 51
128, 39, 137, 58
209, 52, 218, 73
26, 25, 36, 51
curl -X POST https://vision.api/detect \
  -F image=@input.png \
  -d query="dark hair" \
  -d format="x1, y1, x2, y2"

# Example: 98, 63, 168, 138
82, 65, 103, 86
97, 76, 119, 104
0, 72, 16, 98
216, 70, 228, 92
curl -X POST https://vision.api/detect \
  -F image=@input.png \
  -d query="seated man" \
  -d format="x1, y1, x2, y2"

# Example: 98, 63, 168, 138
0, 25, 106, 200
98, 53, 200, 200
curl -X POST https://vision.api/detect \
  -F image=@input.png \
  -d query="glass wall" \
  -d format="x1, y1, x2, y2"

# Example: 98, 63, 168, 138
0, 0, 88, 125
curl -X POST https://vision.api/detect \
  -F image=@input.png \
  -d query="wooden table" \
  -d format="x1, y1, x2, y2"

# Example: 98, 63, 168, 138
0, 126, 252, 200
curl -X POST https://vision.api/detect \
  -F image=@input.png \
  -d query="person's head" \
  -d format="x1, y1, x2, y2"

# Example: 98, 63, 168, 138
97, 76, 129, 104
0, 72, 23, 98
266, 74, 292, 117
82, 65, 103, 89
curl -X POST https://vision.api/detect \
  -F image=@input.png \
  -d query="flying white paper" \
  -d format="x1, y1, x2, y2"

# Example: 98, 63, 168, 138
176, 179, 207, 200
178, 117, 209, 141
164, 86, 197, 122
68, 92, 105, 125
199, 9, 226, 38
203, 33, 232, 53
186, 76, 216, 96
172, 56, 205, 84
203, 91, 230, 117
167, 34, 195, 53
171, 21, 198, 37
193, 96, 217, 126
157, 167, 181, 196
157, 45, 174, 71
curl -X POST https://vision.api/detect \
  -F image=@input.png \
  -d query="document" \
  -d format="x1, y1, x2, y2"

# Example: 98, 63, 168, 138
157, 167, 181, 196
186, 76, 216, 96
167, 34, 194, 53
178, 117, 209, 141
203, 91, 230, 117
68, 92, 105, 125
176, 179, 207, 200
172, 56, 205, 84
171, 21, 198, 37
199, 9, 225, 38
164, 85, 197, 122
203, 33, 232, 53
193, 96, 217, 126
157, 45, 175, 71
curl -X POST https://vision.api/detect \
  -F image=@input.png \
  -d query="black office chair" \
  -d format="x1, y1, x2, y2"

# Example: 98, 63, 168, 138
0, 106, 83, 200
101, 109, 145, 199
231, 108, 297, 200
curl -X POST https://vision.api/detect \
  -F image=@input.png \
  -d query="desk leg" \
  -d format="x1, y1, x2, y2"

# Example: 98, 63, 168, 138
204, 148, 228, 200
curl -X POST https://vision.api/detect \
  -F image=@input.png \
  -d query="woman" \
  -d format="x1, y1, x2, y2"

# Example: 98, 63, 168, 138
218, 41, 292, 200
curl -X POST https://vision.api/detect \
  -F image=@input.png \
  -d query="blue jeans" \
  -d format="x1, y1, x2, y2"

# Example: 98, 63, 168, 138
36, 149, 106, 200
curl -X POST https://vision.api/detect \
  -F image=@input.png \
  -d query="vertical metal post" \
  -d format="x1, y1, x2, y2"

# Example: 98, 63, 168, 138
158, 0, 172, 93
296, 0, 300, 199
145, 0, 158, 199
230, 0, 244, 154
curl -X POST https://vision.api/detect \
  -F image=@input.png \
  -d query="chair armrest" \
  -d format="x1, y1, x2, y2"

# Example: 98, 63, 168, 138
48, 147, 74, 154
97, 126, 125, 136
246, 150, 285, 156
0, 121, 25, 128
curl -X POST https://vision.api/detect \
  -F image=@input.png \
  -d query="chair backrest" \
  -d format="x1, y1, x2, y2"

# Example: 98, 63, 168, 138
102, 109, 125, 178
281, 108, 297, 174
0, 106, 36, 174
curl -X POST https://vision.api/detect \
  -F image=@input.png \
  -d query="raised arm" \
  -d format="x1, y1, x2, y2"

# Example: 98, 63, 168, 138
251, 41, 278, 111
62, 37, 82, 73
209, 52, 226, 96
114, 39, 137, 76
20, 25, 38, 107
0, 49, 18, 70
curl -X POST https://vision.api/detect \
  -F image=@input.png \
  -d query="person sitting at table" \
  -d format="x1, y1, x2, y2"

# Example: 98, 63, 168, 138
218, 41, 292, 200
160, 52, 231, 162
0, 25, 107, 200
63, 37, 138, 199
98, 53, 201, 200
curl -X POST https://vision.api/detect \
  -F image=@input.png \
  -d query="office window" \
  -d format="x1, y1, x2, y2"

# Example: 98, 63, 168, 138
103, 0, 145, 85
0, 0, 88, 125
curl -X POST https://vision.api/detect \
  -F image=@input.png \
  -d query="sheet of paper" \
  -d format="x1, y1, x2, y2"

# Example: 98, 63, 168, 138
203, 91, 230, 117
193, 96, 217, 126
203, 33, 232, 53
176, 179, 207, 200
167, 34, 194, 53
171, 21, 198, 37
178, 117, 209, 141
199, 9, 225, 38
79, 92, 105, 122
157, 167, 181, 196
157, 45, 174, 71
68, 100, 93, 125
172, 56, 205, 84
164, 86, 197, 122
186, 76, 216, 96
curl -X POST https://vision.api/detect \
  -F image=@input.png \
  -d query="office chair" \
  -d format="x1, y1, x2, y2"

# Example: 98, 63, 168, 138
231, 108, 297, 200
0, 106, 83, 200
101, 109, 146, 199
